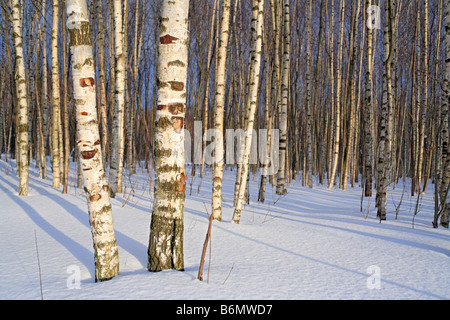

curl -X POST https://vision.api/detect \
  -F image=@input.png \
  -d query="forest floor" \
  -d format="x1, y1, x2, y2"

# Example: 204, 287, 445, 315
0, 158, 449, 300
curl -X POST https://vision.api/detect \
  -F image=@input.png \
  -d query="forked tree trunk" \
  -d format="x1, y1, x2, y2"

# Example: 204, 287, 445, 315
148, 0, 190, 271
65, 0, 119, 281
232, 0, 264, 223
11, 0, 29, 196
211, 0, 231, 221
258, 0, 281, 203
200, 0, 218, 181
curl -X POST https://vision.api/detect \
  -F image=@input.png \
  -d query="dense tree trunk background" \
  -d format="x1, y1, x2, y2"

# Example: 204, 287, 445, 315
0, 0, 449, 231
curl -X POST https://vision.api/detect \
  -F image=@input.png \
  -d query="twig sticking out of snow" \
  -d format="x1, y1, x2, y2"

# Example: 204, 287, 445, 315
34, 230, 44, 300
197, 202, 213, 283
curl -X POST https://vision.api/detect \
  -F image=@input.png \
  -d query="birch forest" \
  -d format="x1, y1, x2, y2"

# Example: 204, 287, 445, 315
0, 0, 449, 284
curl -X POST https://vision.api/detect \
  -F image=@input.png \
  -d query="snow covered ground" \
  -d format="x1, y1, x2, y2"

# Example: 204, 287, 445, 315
0, 159, 449, 300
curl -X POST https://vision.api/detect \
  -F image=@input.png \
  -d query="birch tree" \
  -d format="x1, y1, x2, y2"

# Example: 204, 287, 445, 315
438, 0, 450, 228
10, 0, 29, 195
258, 0, 280, 203
65, 0, 120, 281
95, 0, 108, 166
148, 0, 190, 271
376, 0, 394, 220
305, 0, 313, 189
109, 0, 126, 198
41, 0, 49, 162
328, 0, 345, 190
51, 0, 61, 189
232, 0, 264, 223
276, 0, 289, 195
211, 0, 231, 221
62, 0, 70, 194
364, 0, 374, 197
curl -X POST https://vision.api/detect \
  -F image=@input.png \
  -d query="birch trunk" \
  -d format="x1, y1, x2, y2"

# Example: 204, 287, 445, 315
328, 0, 345, 190
62, 0, 70, 194
148, 0, 189, 271
276, 0, 289, 195
109, 0, 125, 197
96, 0, 108, 166
42, 0, 49, 161
440, 0, 450, 228
364, 0, 374, 197
211, 0, 231, 221
129, 0, 141, 176
258, 0, 278, 203
305, 0, 313, 189
11, 0, 29, 195
258, 0, 281, 202
234, 0, 257, 206
415, 0, 428, 194
419, 0, 429, 193
200, 0, 218, 179
0, 46, 4, 159
342, 0, 360, 191
376, 0, 394, 220
51, 0, 61, 189
232, 0, 264, 223
65, 0, 119, 281
327, 0, 336, 180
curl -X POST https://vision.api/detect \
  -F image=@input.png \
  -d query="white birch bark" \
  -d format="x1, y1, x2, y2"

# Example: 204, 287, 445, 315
305, 0, 313, 189
276, 0, 289, 195
109, 0, 125, 197
232, 0, 264, 224
364, 0, 374, 197
327, 0, 336, 180
212, 0, 231, 221
51, 0, 61, 189
41, 0, 49, 161
36, 17, 47, 180
419, 0, 428, 192
376, 0, 394, 220
148, 0, 189, 271
129, 0, 140, 176
96, 0, 108, 166
62, 0, 70, 194
11, 0, 29, 195
0, 42, 4, 160
234, 0, 257, 206
200, 0, 218, 180
441, 0, 450, 228
65, 0, 119, 281
258, 0, 278, 202
328, 0, 345, 190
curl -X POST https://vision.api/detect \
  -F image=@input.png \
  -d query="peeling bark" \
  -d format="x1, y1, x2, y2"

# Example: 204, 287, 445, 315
148, 0, 190, 272
65, 0, 119, 281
